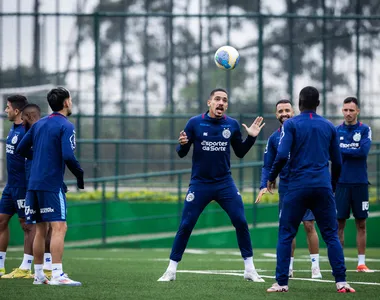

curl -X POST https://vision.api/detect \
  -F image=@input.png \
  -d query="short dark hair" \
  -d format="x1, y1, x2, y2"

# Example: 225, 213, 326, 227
343, 97, 359, 107
276, 99, 292, 108
7, 95, 28, 111
22, 103, 41, 115
210, 88, 228, 97
299, 86, 319, 110
47, 87, 71, 112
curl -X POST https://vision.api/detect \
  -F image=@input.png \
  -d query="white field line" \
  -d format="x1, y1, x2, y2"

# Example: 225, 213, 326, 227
177, 270, 380, 286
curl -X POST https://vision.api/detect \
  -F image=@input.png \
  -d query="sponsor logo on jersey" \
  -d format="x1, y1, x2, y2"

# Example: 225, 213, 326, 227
201, 140, 227, 152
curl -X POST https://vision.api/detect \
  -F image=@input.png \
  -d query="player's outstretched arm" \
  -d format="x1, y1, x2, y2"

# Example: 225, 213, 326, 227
242, 116, 265, 138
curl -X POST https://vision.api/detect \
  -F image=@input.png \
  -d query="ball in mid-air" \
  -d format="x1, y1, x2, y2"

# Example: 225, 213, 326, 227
214, 46, 240, 70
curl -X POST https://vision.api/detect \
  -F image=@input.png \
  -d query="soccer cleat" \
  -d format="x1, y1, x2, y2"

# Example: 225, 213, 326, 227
0, 268, 5, 276
1, 268, 34, 279
48, 274, 82, 286
33, 276, 50, 285
244, 270, 265, 282
336, 283, 356, 293
311, 267, 322, 279
43, 269, 52, 280
357, 264, 374, 273
288, 269, 293, 278
267, 283, 289, 292
157, 270, 176, 282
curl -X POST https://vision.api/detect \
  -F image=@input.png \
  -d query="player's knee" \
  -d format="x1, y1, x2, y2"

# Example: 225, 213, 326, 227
355, 219, 366, 231
303, 221, 315, 234
20, 222, 35, 234
231, 216, 248, 229
179, 218, 196, 233
51, 222, 67, 235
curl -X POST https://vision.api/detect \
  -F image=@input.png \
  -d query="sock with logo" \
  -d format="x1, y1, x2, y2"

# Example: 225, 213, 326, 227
310, 254, 319, 269
52, 263, 63, 279
0, 251, 6, 269
19, 254, 33, 270
43, 253, 52, 270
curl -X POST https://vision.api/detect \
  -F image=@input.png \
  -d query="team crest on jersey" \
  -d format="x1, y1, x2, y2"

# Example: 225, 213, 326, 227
11, 135, 18, 144
186, 192, 195, 202
353, 132, 361, 142
222, 128, 231, 139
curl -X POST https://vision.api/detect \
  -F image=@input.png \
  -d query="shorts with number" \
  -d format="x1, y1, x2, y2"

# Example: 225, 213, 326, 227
25, 189, 67, 224
0, 186, 27, 218
335, 184, 369, 219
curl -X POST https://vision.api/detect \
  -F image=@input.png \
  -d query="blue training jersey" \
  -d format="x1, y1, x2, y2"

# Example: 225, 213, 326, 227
336, 122, 371, 185
5, 123, 27, 188
260, 128, 289, 190
16, 112, 83, 193
177, 112, 257, 185
268, 111, 342, 190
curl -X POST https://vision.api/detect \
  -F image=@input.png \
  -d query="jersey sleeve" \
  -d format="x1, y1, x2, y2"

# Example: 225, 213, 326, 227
268, 121, 293, 182
230, 120, 256, 158
61, 123, 84, 181
15, 126, 34, 158
176, 118, 195, 158
340, 126, 371, 158
260, 134, 276, 189
329, 126, 342, 190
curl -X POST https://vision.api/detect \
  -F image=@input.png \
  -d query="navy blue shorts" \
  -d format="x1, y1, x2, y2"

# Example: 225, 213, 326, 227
335, 184, 369, 219
279, 190, 315, 222
25, 189, 67, 224
0, 186, 27, 218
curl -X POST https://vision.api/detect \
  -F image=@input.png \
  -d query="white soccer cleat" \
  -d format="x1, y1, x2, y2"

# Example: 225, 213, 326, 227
267, 282, 289, 292
33, 276, 50, 285
157, 270, 176, 282
48, 274, 82, 286
311, 267, 322, 279
288, 269, 293, 278
244, 269, 265, 282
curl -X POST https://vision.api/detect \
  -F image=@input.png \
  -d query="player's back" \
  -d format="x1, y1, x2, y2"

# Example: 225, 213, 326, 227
28, 113, 73, 192
286, 111, 337, 189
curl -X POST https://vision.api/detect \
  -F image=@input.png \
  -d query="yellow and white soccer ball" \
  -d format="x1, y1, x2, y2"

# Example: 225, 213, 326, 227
214, 45, 240, 70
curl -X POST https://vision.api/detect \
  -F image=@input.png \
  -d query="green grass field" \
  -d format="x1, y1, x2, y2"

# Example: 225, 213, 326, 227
1, 248, 379, 300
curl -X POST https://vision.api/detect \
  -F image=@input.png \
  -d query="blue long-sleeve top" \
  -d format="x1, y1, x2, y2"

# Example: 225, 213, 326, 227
5, 123, 27, 188
16, 112, 83, 192
260, 128, 289, 190
336, 122, 371, 184
268, 111, 342, 190
177, 112, 257, 185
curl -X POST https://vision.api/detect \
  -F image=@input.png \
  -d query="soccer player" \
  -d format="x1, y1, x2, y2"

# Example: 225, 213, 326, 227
256, 99, 321, 279
20, 103, 57, 278
158, 88, 265, 282
266, 86, 354, 293
17, 87, 84, 286
0, 95, 35, 279
335, 97, 373, 272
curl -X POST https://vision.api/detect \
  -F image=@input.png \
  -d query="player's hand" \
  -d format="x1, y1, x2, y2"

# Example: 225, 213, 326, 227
242, 116, 265, 137
77, 177, 84, 189
267, 180, 276, 194
178, 130, 188, 145
255, 188, 267, 203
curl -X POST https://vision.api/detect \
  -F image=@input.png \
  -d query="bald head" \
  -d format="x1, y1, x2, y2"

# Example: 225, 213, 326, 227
22, 104, 41, 131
